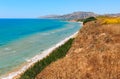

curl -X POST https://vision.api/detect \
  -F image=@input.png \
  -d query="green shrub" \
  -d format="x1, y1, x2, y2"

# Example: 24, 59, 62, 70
83, 17, 97, 24
20, 38, 74, 79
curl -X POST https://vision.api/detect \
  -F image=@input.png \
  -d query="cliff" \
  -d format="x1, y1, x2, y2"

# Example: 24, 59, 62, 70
36, 19, 120, 79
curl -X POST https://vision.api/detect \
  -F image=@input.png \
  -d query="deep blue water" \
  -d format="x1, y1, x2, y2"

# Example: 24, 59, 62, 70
0, 19, 67, 46
0, 19, 81, 77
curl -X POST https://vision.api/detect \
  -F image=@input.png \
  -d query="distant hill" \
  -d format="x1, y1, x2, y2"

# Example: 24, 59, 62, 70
40, 15, 60, 18
40, 11, 98, 20
105, 13, 120, 17
40, 11, 120, 20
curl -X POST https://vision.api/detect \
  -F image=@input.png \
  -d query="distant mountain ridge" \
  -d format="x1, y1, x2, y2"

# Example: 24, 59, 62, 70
40, 11, 120, 20
40, 15, 60, 18
105, 13, 120, 17
41, 11, 98, 20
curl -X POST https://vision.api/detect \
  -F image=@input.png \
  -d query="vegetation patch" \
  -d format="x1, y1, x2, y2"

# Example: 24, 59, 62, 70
76, 17, 97, 24
83, 17, 97, 24
97, 16, 120, 24
19, 38, 74, 79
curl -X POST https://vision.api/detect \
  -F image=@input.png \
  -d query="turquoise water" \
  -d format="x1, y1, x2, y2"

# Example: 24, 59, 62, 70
0, 19, 81, 76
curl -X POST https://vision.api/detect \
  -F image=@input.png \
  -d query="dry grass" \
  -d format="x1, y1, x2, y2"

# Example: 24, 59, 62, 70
36, 20, 120, 79
97, 16, 120, 34
102, 24, 120, 34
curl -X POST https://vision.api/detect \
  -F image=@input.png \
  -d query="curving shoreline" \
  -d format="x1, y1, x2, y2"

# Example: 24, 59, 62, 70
1, 31, 78, 79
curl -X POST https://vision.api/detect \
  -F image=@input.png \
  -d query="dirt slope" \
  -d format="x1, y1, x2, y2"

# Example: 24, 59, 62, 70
36, 21, 120, 79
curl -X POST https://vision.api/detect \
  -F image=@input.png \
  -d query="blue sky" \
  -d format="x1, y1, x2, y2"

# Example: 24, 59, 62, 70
0, 0, 120, 18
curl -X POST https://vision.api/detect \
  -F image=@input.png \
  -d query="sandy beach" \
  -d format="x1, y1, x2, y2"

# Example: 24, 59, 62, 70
1, 31, 78, 79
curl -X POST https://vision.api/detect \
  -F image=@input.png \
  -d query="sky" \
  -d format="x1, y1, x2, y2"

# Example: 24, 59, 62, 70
0, 0, 120, 18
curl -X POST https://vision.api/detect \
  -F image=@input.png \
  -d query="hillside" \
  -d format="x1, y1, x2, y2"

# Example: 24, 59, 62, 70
36, 18, 120, 79
41, 11, 98, 20
40, 11, 120, 20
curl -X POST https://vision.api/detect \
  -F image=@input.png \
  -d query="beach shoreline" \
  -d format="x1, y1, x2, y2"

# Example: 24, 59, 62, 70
1, 31, 78, 79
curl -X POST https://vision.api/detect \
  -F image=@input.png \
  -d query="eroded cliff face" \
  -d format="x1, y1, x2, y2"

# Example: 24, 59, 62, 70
36, 21, 120, 79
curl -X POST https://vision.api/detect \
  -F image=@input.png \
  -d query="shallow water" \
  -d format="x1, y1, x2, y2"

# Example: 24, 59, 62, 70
0, 19, 81, 76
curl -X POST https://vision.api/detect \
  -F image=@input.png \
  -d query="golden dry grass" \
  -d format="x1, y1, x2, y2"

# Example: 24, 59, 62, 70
102, 24, 120, 34
36, 20, 120, 79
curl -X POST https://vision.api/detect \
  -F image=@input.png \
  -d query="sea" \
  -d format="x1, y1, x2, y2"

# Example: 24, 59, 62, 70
0, 19, 81, 77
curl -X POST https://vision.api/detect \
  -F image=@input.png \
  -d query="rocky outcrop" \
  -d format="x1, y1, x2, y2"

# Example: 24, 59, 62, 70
36, 21, 120, 79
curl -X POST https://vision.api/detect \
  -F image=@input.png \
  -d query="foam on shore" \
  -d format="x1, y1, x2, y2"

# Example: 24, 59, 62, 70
1, 31, 78, 79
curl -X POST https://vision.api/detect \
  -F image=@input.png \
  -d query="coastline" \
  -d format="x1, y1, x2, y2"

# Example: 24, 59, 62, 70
1, 31, 79, 79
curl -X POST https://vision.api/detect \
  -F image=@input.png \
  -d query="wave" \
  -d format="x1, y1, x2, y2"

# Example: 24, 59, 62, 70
4, 48, 11, 51
1, 31, 78, 79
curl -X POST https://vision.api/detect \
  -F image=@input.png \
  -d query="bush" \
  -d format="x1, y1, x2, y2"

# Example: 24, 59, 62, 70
83, 17, 97, 24
20, 38, 74, 79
